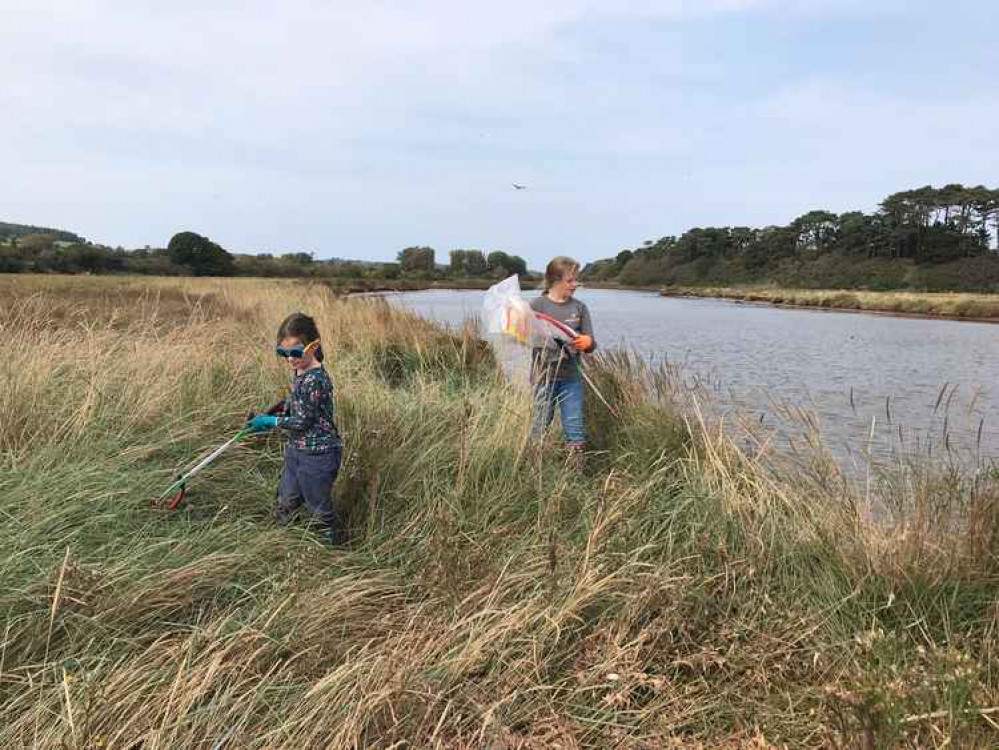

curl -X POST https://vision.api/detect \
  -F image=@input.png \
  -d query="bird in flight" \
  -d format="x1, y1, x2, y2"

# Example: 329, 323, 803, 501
512, 183, 527, 190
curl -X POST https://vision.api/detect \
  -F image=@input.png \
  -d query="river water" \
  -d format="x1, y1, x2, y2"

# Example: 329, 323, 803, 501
387, 288, 998, 469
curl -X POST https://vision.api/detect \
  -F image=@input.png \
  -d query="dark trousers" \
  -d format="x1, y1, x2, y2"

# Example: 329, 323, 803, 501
277, 443, 342, 541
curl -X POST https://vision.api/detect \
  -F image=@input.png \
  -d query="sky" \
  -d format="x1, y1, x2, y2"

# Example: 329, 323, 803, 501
3, 0, 997, 268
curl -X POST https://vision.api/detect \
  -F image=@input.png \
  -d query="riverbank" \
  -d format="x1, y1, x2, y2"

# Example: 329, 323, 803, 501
321, 276, 498, 295
2, 275, 996, 748
659, 284, 999, 321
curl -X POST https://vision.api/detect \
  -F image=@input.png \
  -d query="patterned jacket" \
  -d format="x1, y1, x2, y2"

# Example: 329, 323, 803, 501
276, 366, 340, 453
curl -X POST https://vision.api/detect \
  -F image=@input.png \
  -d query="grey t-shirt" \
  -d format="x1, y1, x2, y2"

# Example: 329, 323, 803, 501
529, 294, 596, 382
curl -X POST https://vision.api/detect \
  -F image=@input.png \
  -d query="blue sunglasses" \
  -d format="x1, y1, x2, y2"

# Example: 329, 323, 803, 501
276, 340, 318, 359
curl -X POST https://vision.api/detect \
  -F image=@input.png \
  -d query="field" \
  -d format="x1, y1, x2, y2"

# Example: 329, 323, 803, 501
1, 274, 997, 748
659, 286, 999, 321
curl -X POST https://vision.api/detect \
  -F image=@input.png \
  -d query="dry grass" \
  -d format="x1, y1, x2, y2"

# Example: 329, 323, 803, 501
660, 285, 999, 321
1, 274, 997, 749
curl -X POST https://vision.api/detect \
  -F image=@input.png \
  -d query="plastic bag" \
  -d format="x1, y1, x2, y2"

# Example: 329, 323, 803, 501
483, 276, 534, 344
483, 275, 549, 346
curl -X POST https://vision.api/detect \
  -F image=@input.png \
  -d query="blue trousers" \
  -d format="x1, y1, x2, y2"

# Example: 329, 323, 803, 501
277, 444, 343, 541
531, 376, 586, 446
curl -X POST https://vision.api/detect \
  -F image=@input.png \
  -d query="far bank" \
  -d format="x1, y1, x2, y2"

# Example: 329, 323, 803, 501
656, 285, 999, 322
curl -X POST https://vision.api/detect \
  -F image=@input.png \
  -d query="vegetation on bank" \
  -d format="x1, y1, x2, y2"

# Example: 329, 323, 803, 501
584, 184, 999, 293
0, 220, 85, 244
0, 224, 531, 283
1, 275, 997, 748
659, 285, 999, 320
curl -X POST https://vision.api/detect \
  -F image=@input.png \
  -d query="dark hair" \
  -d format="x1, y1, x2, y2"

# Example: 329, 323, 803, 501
276, 312, 324, 362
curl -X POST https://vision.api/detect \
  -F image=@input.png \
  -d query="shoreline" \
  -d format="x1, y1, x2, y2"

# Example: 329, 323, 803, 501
656, 286, 999, 324
361, 278, 999, 325
322, 278, 496, 295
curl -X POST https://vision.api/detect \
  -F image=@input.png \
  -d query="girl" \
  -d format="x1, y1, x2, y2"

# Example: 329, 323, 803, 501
529, 256, 596, 456
247, 312, 343, 544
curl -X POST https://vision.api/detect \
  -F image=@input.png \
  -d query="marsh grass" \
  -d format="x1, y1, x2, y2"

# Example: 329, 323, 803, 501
660, 285, 999, 321
1, 274, 997, 748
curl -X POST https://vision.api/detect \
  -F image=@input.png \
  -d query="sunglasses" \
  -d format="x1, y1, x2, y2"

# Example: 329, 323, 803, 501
275, 340, 318, 359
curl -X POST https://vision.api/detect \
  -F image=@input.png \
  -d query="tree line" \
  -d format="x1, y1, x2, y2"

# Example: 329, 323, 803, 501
0, 221, 84, 245
398, 246, 527, 279
583, 184, 999, 292
0, 228, 529, 282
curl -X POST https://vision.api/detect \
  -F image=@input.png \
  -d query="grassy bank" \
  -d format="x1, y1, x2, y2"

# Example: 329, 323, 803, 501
660, 285, 999, 321
1, 274, 997, 748
322, 277, 498, 295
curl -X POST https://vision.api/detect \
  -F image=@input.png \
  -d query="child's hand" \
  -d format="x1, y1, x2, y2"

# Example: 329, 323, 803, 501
247, 414, 278, 433
572, 334, 593, 353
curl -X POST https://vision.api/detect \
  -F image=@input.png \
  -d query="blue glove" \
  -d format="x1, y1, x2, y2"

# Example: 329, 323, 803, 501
247, 414, 278, 433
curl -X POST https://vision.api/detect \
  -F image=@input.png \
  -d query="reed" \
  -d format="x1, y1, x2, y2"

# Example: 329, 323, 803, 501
1, 274, 996, 748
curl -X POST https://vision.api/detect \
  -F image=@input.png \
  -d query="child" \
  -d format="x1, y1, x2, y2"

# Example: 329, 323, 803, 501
529, 256, 596, 456
247, 312, 343, 545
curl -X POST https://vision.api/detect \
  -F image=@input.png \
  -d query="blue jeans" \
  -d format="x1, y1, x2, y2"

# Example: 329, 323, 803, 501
532, 376, 585, 446
277, 443, 343, 542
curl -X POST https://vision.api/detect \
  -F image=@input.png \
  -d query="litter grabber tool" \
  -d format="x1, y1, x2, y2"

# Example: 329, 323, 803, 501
153, 425, 252, 510
537, 312, 620, 418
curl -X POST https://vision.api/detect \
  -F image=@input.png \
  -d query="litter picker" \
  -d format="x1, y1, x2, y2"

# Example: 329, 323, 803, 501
153, 426, 252, 510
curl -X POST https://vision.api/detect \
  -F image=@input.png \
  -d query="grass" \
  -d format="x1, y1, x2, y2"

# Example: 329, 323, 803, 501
1, 274, 997, 748
659, 285, 999, 321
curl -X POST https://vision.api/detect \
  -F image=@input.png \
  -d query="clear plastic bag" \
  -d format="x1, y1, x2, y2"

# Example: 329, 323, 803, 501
483, 275, 550, 347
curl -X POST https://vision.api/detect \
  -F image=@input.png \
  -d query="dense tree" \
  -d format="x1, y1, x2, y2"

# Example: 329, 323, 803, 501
486, 250, 527, 277
791, 211, 838, 252
281, 252, 313, 265
398, 246, 436, 275
167, 231, 235, 276
449, 249, 489, 276
582, 184, 999, 292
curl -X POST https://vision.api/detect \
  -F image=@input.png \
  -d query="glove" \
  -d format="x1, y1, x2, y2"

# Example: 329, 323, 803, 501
247, 414, 278, 433
572, 334, 594, 353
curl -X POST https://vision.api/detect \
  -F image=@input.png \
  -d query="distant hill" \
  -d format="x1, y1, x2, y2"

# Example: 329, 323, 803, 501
0, 221, 86, 244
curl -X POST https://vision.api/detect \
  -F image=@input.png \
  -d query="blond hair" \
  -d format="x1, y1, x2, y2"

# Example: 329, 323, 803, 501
542, 256, 580, 294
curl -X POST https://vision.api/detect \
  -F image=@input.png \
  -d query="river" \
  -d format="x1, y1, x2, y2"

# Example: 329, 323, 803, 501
386, 287, 998, 470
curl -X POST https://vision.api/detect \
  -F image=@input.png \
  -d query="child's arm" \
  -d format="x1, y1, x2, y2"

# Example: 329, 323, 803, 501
574, 303, 596, 353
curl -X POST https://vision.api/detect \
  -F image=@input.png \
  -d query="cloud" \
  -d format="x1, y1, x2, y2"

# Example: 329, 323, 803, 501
0, 0, 993, 263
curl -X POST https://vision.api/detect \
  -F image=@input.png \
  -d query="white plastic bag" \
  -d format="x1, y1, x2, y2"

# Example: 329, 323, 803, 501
483, 275, 548, 346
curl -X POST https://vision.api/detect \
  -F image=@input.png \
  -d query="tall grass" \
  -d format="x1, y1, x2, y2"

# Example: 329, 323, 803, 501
1, 275, 997, 748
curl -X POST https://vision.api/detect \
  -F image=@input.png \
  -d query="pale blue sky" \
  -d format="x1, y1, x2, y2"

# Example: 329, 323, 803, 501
3, 0, 996, 268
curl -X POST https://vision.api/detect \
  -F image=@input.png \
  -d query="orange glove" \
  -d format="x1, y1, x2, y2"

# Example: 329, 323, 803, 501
572, 334, 593, 353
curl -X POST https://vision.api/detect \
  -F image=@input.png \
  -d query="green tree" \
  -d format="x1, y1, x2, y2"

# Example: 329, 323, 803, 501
486, 250, 527, 277
449, 249, 488, 276
398, 246, 436, 275
167, 231, 235, 276
486, 250, 509, 272
791, 211, 838, 252
281, 252, 313, 265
